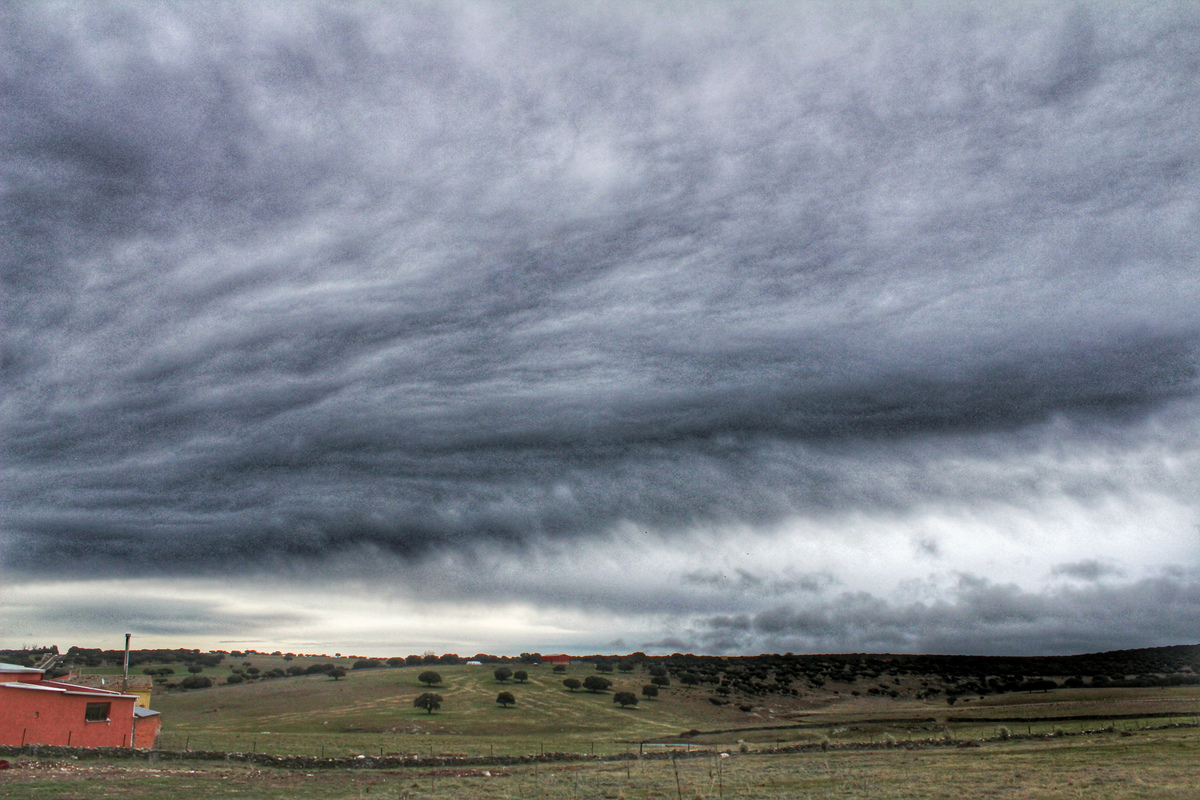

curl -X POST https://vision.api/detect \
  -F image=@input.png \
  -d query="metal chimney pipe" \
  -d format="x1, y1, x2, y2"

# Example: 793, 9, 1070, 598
123, 633, 131, 692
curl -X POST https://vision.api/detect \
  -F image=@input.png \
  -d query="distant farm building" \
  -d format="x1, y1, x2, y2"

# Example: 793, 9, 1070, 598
543, 654, 572, 665
0, 663, 160, 749
55, 673, 154, 708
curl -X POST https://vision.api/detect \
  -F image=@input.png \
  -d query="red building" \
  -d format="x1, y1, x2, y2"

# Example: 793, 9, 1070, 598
0, 663, 161, 749
543, 654, 572, 665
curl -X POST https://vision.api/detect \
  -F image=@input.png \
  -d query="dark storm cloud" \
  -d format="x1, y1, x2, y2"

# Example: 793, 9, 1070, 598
682, 568, 837, 596
2, 0, 1199, 588
691, 569, 1200, 656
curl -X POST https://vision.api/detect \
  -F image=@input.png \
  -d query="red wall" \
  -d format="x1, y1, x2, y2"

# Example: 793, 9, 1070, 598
133, 714, 162, 749
0, 686, 136, 748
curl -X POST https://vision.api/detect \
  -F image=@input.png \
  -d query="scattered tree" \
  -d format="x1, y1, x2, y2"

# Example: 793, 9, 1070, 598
187, 665, 203, 674
494, 667, 513, 682
642, 684, 659, 699
418, 670, 443, 686
618, 661, 635, 673
329, 668, 346, 681
562, 678, 582, 692
595, 662, 613, 673
225, 674, 244, 685
678, 672, 700, 687
651, 675, 670, 688
413, 692, 443, 714
513, 670, 529, 683
496, 691, 515, 708
614, 691, 639, 708
583, 675, 613, 693
553, 664, 567, 673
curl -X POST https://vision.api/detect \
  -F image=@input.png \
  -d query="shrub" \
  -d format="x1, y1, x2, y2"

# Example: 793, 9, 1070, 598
179, 676, 212, 690
225, 674, 244, 685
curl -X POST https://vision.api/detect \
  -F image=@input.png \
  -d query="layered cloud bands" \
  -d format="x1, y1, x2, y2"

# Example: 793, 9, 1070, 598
3, 2, 1199, 654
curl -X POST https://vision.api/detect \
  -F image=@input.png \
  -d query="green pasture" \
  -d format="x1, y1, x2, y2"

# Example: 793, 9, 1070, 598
148, 665, 1200, 757
152, 663, 746, 756
3, 728, 1198, 799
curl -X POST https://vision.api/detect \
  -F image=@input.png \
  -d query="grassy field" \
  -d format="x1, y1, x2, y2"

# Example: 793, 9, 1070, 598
151, 662, 748, 756
8, 658, 1194, 798
2, 728, 1198, 799
143, 663, 1200, 757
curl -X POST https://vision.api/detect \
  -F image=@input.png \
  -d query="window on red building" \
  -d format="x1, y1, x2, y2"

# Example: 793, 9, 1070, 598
84, 702, 111, 721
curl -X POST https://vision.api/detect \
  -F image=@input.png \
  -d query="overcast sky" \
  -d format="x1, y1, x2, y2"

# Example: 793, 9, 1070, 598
3, 1, 1199, 658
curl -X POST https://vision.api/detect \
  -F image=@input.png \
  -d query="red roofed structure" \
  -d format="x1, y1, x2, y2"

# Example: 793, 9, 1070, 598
0, 663, 160, 749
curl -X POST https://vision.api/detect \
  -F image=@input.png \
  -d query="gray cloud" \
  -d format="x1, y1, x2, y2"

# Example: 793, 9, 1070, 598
692, 570, 1200, 656
4, 595, 305, 639
682, 569, 837, 596
2, 1, 1200, 655
1052, 559, 1123, 581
